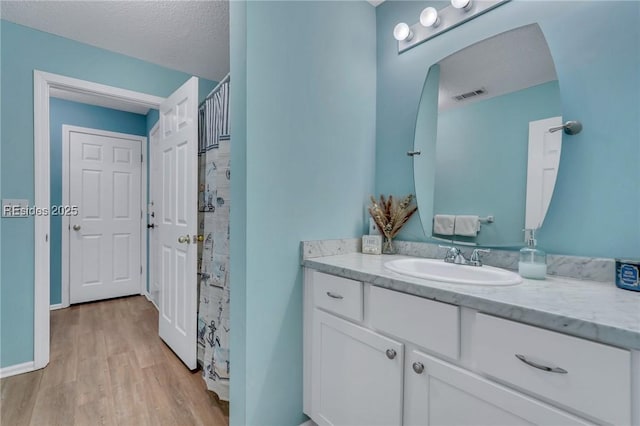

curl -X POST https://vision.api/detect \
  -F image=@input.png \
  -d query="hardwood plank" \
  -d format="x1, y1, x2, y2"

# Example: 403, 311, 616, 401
74, 397, 117, 426
0, 369, 43, 426
38, 345, 78, 389
3, 296, 228, 426
75, 355, 111, 406
111, 380, 152, 426
77, 329, 107, 362
107, 352, 144, 390
30, 381, 77, 426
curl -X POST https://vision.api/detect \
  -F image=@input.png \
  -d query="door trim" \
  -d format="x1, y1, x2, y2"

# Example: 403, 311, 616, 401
147, 122, 160, 310
33, 70, 165, 370
61, 125, 147, 308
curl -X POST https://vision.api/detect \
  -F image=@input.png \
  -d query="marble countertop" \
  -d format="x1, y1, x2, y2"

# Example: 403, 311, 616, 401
303, 252, 640, 351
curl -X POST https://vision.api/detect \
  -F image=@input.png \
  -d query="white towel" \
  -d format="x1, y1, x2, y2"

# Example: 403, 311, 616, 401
454, 215, 480, 237
433, 214, 455, 235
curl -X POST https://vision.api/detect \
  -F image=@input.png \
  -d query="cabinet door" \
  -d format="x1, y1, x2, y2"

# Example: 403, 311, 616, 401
404, 350, 593, 426
312, 309, 404, 426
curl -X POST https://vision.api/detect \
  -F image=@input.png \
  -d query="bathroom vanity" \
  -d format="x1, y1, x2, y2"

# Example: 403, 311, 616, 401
302, 251, 640, 426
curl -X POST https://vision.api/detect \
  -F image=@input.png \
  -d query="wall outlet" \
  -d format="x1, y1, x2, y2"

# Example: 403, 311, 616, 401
2, 199, 30, 217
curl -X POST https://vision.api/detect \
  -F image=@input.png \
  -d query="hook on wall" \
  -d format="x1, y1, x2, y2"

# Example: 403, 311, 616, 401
548, 120, 583, 135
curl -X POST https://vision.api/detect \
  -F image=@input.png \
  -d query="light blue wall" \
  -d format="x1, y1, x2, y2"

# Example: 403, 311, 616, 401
0, 20, 216, 368
230, 1, 377, 425
433, 81, 561, 245
48, 98, 148, 305
376, 1, 640, 258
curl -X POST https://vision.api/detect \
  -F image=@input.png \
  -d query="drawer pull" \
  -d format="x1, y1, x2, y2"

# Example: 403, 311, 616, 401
412, 362, 424, 374
515, 354, 568, 374
386, 349, 397, 360
326, 292, 344, 300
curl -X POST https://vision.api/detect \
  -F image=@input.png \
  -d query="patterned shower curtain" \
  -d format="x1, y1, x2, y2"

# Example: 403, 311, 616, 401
197, 76, 230, 401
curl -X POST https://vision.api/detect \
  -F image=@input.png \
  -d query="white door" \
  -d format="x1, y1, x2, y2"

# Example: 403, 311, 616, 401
69, 129, 143, 304
154, 77, 199, 369
312, 309, 404, 426
525, 116, 562, 230
404, 350, 593, 426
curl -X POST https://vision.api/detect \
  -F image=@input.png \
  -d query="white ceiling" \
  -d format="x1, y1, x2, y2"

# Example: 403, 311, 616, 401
0, 1, 229, 82
438, 24, 558, 111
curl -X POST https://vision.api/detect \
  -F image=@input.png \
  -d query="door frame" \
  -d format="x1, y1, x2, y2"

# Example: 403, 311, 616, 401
60, 125, 148, 308
147, 122, 160, 310
33, 70, 165, 370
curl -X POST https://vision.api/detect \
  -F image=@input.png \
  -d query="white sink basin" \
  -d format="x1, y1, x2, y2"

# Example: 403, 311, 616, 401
384, 258, 522, 286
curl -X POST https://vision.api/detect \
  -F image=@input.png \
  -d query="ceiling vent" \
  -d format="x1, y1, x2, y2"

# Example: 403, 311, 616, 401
454, 88, 486, 101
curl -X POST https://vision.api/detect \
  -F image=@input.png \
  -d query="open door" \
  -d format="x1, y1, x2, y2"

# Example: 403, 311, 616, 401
153, 77, 199, 369
525, 116, 562, 231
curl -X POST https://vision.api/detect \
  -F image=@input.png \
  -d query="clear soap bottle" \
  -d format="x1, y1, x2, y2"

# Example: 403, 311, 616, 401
518, 229, 547, 279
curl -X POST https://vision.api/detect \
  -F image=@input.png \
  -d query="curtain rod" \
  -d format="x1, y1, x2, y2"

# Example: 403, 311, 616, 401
200, 73, 230, 107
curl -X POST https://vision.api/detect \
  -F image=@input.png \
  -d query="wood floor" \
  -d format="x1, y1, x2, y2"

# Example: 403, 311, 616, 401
1, 296, 229, 426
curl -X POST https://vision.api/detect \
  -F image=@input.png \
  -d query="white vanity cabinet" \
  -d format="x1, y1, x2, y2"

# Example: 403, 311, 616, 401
311, 310, 404, 426
303, 269, 634, 426
404, 350, 592, 426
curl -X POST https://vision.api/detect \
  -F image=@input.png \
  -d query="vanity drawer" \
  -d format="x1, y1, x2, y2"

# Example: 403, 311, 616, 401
312, 271, 363, 322
472, 313, 631, 425
369, 286, 459, 360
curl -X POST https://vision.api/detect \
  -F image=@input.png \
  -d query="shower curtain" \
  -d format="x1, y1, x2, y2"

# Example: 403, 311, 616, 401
197, 75, 230, 401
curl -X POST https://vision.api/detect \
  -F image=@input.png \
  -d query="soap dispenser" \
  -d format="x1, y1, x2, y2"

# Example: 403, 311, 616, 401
519, 229, 547, 279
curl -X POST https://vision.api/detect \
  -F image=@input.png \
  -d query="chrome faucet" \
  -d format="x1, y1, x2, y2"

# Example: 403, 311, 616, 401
440, 246, 490, 267
469, 248, 490, 267
440, 246, 468, 265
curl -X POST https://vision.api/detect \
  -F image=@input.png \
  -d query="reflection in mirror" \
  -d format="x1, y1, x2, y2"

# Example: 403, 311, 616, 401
413, 23, 561, 247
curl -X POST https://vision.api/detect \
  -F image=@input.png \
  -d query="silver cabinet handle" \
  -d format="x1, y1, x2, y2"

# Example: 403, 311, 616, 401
72, 224, 81, 231
515, 354, 568, 374
386, 349, 397, 360
412, 362, 424, 374
326, 292, 343, 300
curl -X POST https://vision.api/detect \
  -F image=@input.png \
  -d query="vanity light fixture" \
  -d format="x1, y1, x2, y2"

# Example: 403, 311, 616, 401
420, 7, 440, 28
395, 0, 510, 53
451, 0, 473, 11
393, 22, 413, 41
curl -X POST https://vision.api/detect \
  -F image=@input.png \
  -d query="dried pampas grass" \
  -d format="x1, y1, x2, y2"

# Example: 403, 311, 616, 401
368, 194, 417, 252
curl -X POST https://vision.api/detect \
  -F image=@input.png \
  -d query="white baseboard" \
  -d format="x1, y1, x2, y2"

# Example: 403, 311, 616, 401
143, 291, 159, 311
50, 303, 63, 311
0, 361, 36, 379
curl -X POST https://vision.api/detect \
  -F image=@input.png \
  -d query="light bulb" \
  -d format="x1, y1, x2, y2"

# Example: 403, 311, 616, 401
451, 0, 472, 10
393, 23, 413, 41
420, 7, 440, 27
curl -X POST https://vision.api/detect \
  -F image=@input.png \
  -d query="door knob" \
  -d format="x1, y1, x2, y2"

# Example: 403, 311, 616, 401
72, 224, 81, 231
178, 235, 191, 244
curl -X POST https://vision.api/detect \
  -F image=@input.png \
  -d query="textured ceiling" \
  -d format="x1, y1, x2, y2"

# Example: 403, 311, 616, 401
438, 24, 557, 111
1, 1, 229, 82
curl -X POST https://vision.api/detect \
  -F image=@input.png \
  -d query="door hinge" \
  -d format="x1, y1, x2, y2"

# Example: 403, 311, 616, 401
141, 153, 143, 163
140, 265, 143, 275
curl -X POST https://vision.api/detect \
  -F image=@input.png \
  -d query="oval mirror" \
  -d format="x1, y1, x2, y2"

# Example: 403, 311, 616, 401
413, 23, 561, 247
